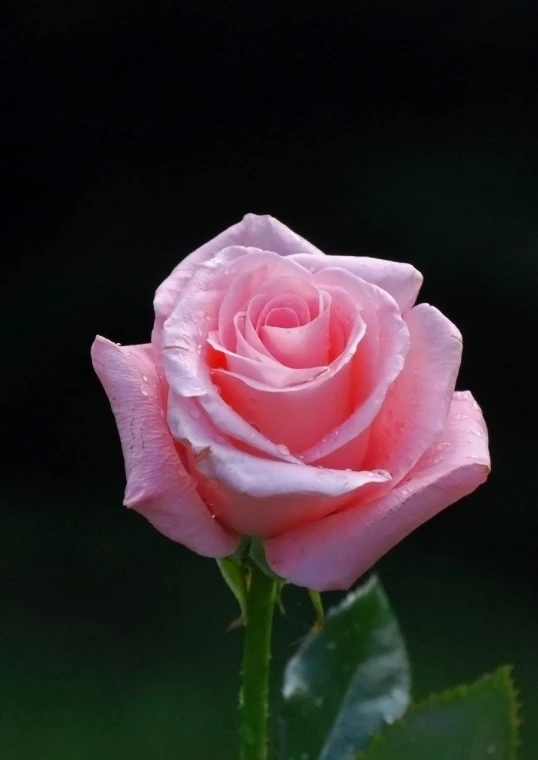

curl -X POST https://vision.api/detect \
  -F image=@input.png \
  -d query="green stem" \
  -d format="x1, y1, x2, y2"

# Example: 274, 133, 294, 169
240, 563, 277, 760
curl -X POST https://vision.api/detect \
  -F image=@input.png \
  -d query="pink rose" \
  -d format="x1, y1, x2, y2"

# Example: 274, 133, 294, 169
91, 214, 490, 591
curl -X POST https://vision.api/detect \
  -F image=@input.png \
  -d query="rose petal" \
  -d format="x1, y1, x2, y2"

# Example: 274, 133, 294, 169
298, 267, 410, 467
289, 253, 423, 313
163, 248, 330, 460
91, 336, 239, 557
264, 307, 300, 328
211, 304, 366, 452
153, 214, 324, 347
265, 391, 490, 590
208, 330, 324, 388
253, 286, 316, 330
218, 268, 316, 352
193, 443, 391, 536
260, 295, 331, 368
363, 303, 463, 485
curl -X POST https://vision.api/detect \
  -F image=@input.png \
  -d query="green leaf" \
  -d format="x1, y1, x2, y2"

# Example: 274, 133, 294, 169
358, 667, 521, 760
280, 575, 411, 760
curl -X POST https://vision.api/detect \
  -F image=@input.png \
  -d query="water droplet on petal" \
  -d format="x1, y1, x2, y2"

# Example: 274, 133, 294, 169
472, 429, 484, 437
142, 374, 148, 382
141, 388, 149, 396
276, 443, 290, 456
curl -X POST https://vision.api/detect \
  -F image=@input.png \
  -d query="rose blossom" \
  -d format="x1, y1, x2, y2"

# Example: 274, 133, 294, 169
91, 214, 490, 591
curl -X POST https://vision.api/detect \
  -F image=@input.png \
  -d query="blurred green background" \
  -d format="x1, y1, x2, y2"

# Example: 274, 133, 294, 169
3, 1, 537, 758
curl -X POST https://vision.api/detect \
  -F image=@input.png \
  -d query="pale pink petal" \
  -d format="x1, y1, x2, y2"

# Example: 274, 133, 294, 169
299, 268, 410, 466
218, 270, 313, 351
363, 304, 463, 486
153, 214, 324, 347
211, 308, 366, 452
207, 332, 325, 388
265, 391, 490, 590
213, 355, 351, 452
194, 443, 391, 536
212, 251, 318, 350
260, 298, 331, 368
253, 285, 316, 329
91, 336, 239, 557
265, 307, 300, 327
289, 253, 423, 312
162, 248, 326, 460
235, 312, 275, 361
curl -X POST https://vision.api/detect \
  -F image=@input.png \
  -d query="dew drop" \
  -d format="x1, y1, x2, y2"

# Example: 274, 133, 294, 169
142, 374, 148, 382
141, 389, 149, 396
472, 429, 484, 437
116, 342, 122, 346
276, 443, 290, 456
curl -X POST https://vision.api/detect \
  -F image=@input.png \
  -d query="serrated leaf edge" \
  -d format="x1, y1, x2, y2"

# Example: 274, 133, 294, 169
356, 665, 521, 760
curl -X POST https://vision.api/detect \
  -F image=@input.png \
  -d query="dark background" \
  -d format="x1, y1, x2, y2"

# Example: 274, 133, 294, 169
3, 1, 538, 758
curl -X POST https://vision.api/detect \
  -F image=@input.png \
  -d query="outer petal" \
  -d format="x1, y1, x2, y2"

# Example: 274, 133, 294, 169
193, 442, 390, 537
265, 391, 490, 590
363, 304, 462, 485
289, 253, 423, 313
91, 336, 239, 557
153, 214, 324, 346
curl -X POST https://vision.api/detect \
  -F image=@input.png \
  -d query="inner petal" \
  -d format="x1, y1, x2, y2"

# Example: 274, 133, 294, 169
265, 307, 300, 328
260, 296, 332, 369
215, 252, 318, 353
213, 307, 367, 452
253, 292, 311, 331
297, 266, 410, 468
246, 275, 319, 328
